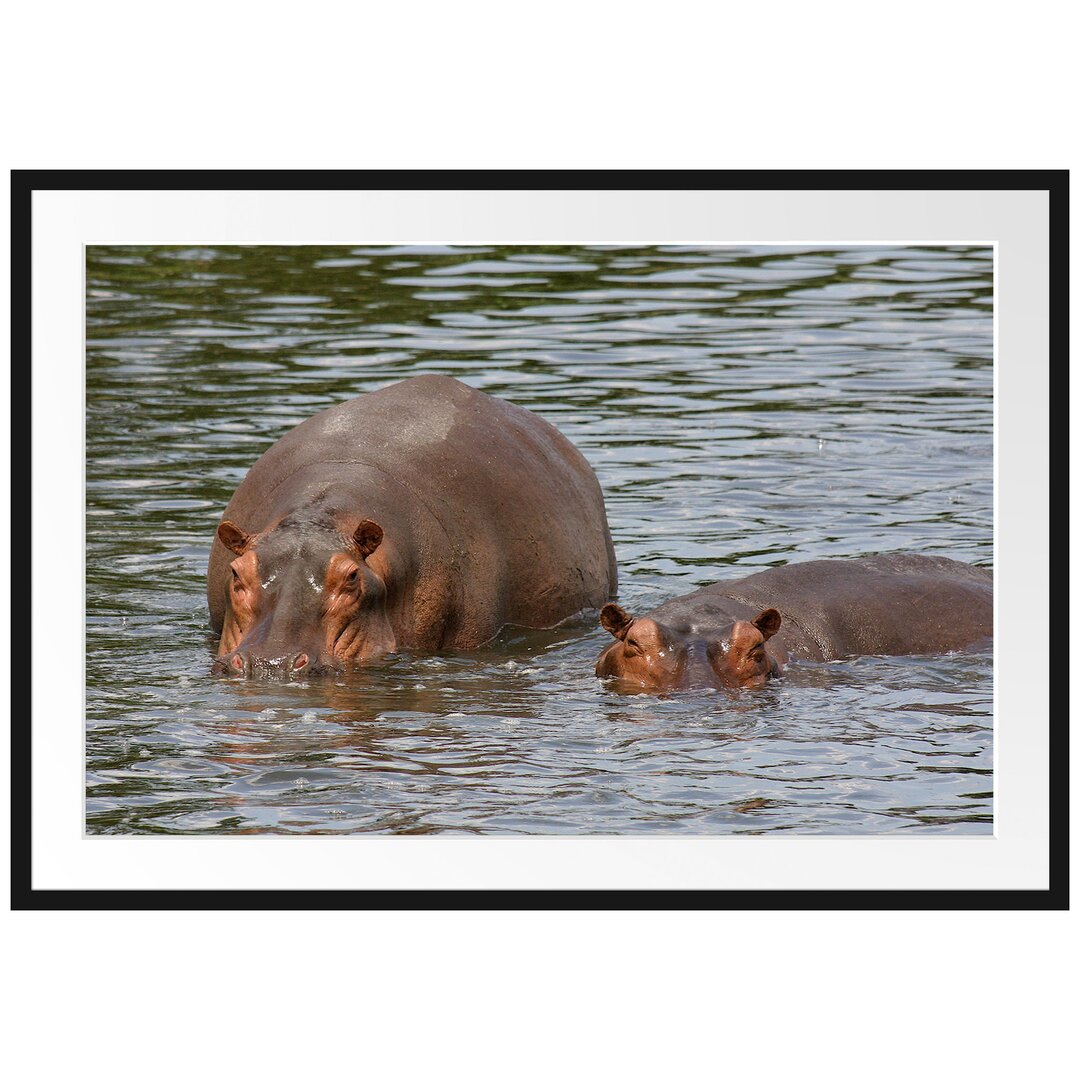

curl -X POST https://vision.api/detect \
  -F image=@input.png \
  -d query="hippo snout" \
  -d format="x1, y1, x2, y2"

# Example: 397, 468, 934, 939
211, 649, 341, 679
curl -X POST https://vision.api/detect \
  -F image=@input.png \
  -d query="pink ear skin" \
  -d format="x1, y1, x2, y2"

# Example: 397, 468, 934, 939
353, 519, 384, 559
600, 603, 634, 640
752, 608, 781, 640
217, 520, 252, 556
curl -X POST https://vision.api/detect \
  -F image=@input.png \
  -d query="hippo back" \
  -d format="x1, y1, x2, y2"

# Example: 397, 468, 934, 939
650, 555, 992, 661
208, 375, 617, 645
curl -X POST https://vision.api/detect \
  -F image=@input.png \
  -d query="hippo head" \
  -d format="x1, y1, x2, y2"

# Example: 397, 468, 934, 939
211, 510, 395, 677
594, 603, 784, 693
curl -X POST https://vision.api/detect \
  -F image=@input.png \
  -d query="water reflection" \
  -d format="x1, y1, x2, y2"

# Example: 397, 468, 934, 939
86, 244, 993, 834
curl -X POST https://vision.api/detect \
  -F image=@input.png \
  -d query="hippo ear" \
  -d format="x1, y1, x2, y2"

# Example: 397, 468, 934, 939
600, 603, 634, 640
217, 520, 252, 556
353, 519, 384, 559
753, 608, 781, 640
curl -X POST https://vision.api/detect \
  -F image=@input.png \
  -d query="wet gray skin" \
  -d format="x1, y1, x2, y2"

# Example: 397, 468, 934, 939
212, 510, 387, 678
206, 374, 617, 678
594, 555, 991, 695
595, 604, 785, 694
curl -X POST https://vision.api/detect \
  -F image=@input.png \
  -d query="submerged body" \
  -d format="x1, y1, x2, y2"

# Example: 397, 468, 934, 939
209, 375, 617, 675
595, 554, 992, 692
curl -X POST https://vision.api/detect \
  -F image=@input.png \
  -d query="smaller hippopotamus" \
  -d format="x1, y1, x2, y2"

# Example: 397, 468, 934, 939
595, 554, 992, 693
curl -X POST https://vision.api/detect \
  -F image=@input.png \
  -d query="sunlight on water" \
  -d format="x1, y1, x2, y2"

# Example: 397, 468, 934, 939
85, 244, 993, 834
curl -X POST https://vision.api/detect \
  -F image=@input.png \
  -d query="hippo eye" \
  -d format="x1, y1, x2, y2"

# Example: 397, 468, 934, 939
346, 569, 360, 589
231, 568, 245, 590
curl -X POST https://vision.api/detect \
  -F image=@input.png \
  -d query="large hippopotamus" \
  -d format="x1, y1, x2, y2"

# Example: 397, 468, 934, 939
209, 374, 617, 676
595, 554, 992, 693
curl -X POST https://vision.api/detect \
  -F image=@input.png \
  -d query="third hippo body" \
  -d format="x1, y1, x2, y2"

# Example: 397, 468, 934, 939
596, 555, 992, 692
647, 554, 993, 662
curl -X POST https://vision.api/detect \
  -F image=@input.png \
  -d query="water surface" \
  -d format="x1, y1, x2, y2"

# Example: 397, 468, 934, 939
85, 244, 993, 834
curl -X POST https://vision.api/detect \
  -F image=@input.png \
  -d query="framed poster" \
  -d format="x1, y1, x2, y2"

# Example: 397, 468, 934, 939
10, 170, 1067, 909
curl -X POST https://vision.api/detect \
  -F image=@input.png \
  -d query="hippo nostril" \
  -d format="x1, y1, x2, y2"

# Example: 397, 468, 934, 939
292, 653, 309, 672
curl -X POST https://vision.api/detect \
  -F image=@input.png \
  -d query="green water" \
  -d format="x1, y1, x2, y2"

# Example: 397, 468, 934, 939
86, 244, 993, 834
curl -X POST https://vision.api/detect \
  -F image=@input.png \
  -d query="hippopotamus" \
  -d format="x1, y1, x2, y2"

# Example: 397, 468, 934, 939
595, 554, 992, 693
208, 374, 617, 676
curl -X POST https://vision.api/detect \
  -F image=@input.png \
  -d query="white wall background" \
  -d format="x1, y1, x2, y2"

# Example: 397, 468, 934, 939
1, 4, 1075, 1079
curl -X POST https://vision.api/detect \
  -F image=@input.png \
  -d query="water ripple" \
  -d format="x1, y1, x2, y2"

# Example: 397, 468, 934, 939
85, 244, 993, 834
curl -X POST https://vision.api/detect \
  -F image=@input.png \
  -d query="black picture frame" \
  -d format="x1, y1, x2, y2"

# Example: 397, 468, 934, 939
10, 169, 1068, 911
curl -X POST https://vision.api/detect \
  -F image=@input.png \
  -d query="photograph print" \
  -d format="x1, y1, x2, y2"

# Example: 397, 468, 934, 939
84, 241, 994, 838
